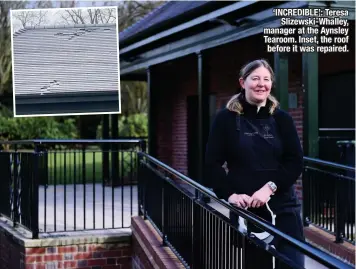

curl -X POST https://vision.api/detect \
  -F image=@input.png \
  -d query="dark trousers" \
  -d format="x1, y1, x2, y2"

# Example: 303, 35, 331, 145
230, 207, 305, 269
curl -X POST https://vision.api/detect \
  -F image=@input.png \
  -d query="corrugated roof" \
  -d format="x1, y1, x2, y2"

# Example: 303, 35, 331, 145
12, 24, 119, 96
119, 1, 210, 41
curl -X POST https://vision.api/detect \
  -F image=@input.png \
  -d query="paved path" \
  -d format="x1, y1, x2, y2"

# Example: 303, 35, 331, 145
38, 184, 138, 232
38, 184, 329, 268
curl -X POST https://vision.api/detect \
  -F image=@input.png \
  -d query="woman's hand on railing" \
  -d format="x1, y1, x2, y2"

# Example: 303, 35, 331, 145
228, 193, 251, 208
248, 184, 273, 208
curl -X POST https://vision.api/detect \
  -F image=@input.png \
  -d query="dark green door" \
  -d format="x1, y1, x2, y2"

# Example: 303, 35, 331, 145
319, 71, 355, 162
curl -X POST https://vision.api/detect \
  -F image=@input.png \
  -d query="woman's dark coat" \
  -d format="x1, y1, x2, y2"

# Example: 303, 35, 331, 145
204, 97, 303, 213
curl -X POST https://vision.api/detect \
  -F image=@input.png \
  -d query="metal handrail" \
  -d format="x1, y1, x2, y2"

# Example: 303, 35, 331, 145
319, 128, 355, 131
139, 152, 353, 269
303, 156, 355, 173
0, 139, 146, 145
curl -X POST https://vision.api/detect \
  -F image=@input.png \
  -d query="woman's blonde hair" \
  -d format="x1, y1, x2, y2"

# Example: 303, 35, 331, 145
226, 59, 279, 114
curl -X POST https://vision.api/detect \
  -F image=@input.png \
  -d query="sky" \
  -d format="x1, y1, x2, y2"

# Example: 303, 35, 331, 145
11, 6, 117, 33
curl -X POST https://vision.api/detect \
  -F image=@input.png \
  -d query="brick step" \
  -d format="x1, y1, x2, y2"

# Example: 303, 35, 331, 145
304, 225, 355, 266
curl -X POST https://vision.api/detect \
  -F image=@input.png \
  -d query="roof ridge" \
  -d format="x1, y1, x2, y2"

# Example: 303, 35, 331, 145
23, 23, 117, 30
13, 23, 117, 37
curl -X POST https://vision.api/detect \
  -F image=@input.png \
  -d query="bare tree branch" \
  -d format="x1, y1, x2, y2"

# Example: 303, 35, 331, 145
34, 11, 48, 26
33, 1, 53, 9
59, 1, 76, 8
12, 9, 49, 30
58, 7, 117, 25
87, 8, 94, 24
1, 0, 164, 113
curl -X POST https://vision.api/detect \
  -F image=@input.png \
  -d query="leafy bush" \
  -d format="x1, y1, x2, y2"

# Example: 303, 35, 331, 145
97, 113, 148, 138
119, 113, 148, 137
0, 106, 78, 141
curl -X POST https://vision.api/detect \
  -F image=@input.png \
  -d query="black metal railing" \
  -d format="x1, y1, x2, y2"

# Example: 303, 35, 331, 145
318, 129, 354, 163
0, 139, 145, 238
0, 149, 39, 237
137, 152, 353, 269
303, 157, 355, 244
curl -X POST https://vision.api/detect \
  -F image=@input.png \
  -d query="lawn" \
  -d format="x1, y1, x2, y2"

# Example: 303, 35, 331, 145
43, 150, 138, 185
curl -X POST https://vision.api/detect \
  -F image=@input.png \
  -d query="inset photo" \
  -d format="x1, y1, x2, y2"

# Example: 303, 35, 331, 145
11, 6, 121, 117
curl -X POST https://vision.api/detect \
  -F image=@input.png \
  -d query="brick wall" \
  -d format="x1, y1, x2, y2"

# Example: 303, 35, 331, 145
0, 222, 131, 269
287, 76, 304, 201
0, 229, 25, 269
132, 235, 154, 269
170, 56, 197, 175
154, 56, 197, 174
131, 216, 184, 269
153, 65, 173, 166
22, 243, 131, 269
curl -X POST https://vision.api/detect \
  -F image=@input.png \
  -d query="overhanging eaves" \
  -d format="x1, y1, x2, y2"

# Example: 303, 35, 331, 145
120, 1, 355, 76
120, 1, 306, 75
119, 0, 260, 55
119, 18, 276, 75
15, 91, 120, 116
120, 0, 355, 76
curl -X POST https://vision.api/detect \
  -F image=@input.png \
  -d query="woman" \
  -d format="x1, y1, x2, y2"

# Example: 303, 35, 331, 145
204, 59, 305, 269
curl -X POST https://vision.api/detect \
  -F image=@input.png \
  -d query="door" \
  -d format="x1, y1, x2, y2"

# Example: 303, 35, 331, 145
319, 71, 355, 162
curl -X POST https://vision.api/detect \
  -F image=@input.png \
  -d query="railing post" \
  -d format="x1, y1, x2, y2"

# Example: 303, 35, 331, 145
82, 144, 86, 184
302, 167, 310, 226
138, 140, 147, 219
37, 143, 48, 186
334, 175, 345, 243
162, 180, 168, 246
0, 147, 10, 218
137, 152, 147, 219
32, 144, 40, 239
191, 198, 199, 268
137, 153, 143, 217
13, 145, 19, 227
140, 139, 147, 154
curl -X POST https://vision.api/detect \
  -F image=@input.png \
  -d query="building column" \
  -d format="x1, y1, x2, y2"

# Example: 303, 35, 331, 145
111, 114, 119, 185
197, 51, 210, 188
302, 50, 319, 227
273, 52, 289, 110
147, 67, 156, 156
302, 52, 319, 158
102, 114, 110, 183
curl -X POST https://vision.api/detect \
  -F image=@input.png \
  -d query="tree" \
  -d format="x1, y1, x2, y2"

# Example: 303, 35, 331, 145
116, 1, 164, 116
0, 1, 27, 97
0, 1, 164, 140
12, 9, 49, 28
10, 1, 57, 32
116, 1, 164, 30
57, 1, 76, 8
1, 1, 56, 97
121, 81, 147, 115
52, 0, 164, 118
116, 1, 164, 115
58, 6, 116, 25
